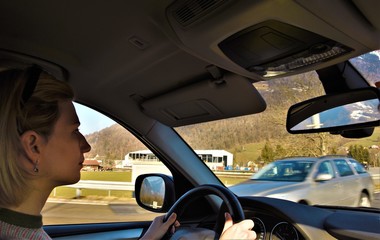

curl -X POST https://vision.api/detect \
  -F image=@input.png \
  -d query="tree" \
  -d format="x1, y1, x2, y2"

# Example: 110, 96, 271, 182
348, 145, 370, 164
274, 144, 287, 159
260, 142, 275, 164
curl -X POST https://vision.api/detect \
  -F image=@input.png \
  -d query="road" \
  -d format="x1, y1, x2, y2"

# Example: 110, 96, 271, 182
43, 198, 161, 225
43, 192, 380, 225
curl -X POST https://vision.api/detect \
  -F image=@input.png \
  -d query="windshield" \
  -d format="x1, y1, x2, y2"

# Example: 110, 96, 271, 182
252, 160, 314, 182
350, 50, 380, 86
175, 50, 379, 209
175, 71, 325, 173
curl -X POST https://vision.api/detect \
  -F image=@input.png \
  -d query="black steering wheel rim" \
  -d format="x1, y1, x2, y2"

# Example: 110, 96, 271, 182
163, 184, 245, 239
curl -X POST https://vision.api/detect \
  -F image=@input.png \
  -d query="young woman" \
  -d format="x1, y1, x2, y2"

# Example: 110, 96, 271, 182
0, 66, 255, 239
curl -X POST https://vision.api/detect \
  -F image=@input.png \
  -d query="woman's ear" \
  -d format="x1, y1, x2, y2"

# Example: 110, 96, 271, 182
20, 130, 42, 162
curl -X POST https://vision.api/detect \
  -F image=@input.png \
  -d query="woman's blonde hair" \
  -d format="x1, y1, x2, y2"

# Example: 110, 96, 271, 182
0, 67, 74, 207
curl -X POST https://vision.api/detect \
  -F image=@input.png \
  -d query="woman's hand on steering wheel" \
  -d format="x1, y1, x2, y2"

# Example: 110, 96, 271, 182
220, 212, 256, 240
162, 184, 256, 239
140, 212, 180, 240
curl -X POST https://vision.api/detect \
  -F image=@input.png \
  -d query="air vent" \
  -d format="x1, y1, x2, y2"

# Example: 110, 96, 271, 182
170, 0, 227, 27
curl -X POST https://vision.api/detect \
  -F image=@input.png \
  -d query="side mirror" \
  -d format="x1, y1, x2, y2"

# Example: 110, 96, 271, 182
287, 87, 380, 134
135, 174, 175, 212
314, 173, 333, 182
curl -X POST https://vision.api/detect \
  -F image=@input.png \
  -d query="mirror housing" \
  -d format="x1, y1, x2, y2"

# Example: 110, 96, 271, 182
314, 173, 333, 182
286, 88, 380, 134
135, 174, 175, 213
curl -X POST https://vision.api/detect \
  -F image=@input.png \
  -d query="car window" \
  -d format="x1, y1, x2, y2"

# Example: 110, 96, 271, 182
252, 160, 313, 182
42, 104, 167, 225
316, 161, 335, 177
333, 159, 354, 177
349, 159, 367, 174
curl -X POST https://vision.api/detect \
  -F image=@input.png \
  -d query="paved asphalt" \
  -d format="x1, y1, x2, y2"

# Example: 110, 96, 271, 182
43, 199, 161, 225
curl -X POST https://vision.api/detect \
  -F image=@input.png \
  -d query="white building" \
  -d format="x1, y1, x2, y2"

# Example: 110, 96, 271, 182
124, 149, 233, 170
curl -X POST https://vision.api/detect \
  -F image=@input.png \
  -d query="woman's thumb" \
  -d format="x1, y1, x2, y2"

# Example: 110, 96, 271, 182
165, 212, 177, 226
222, 212, 233, 233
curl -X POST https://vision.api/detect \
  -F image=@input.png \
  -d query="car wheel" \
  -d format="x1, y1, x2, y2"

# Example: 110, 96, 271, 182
358, 192, 371, 207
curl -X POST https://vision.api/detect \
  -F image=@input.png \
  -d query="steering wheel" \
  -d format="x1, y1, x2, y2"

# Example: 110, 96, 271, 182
163, 184, 245, 240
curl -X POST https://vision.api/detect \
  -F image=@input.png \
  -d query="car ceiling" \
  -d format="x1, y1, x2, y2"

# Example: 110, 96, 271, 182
0, 0, 379, 135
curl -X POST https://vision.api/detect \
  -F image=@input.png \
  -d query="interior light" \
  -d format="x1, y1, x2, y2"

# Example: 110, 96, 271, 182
258, 45, 351, 78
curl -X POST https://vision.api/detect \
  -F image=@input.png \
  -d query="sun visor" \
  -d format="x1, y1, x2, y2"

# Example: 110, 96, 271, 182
0, 49, 68, 80
141, 73, 266, 127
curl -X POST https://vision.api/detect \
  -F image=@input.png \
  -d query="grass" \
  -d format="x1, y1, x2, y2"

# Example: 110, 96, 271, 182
81, 171, 131, 181
50, 171, 133, 199
218, 176, 248, 186
51, 187, 135, 199
229, 142, 265, 166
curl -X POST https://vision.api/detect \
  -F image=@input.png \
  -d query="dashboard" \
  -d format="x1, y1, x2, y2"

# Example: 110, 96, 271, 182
238, 196, 380, 240
245, 210, 304, 240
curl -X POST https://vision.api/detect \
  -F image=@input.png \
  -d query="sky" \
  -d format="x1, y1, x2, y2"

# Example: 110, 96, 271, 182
74, 103, 116, 135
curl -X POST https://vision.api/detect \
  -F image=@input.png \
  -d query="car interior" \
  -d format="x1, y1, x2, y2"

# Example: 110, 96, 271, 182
0, 0, 380, 239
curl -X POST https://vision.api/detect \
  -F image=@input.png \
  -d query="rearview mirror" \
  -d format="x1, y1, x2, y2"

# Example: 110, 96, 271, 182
287, 88, 380, 134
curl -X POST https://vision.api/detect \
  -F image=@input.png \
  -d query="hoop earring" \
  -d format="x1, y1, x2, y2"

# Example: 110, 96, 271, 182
33, 160, 39, 173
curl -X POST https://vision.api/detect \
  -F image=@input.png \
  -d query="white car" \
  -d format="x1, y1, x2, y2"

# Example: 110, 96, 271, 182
229, 156, 374, 207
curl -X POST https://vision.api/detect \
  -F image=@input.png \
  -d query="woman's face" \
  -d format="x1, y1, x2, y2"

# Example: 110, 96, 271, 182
40, 100, 91, 186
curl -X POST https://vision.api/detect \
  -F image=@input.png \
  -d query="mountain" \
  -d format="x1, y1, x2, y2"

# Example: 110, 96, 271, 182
84, 124, 145, 160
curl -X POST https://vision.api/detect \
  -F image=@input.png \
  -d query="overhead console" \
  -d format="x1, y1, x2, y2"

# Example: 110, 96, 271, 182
219, 20, 352, 78
164, 0, 375, 81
